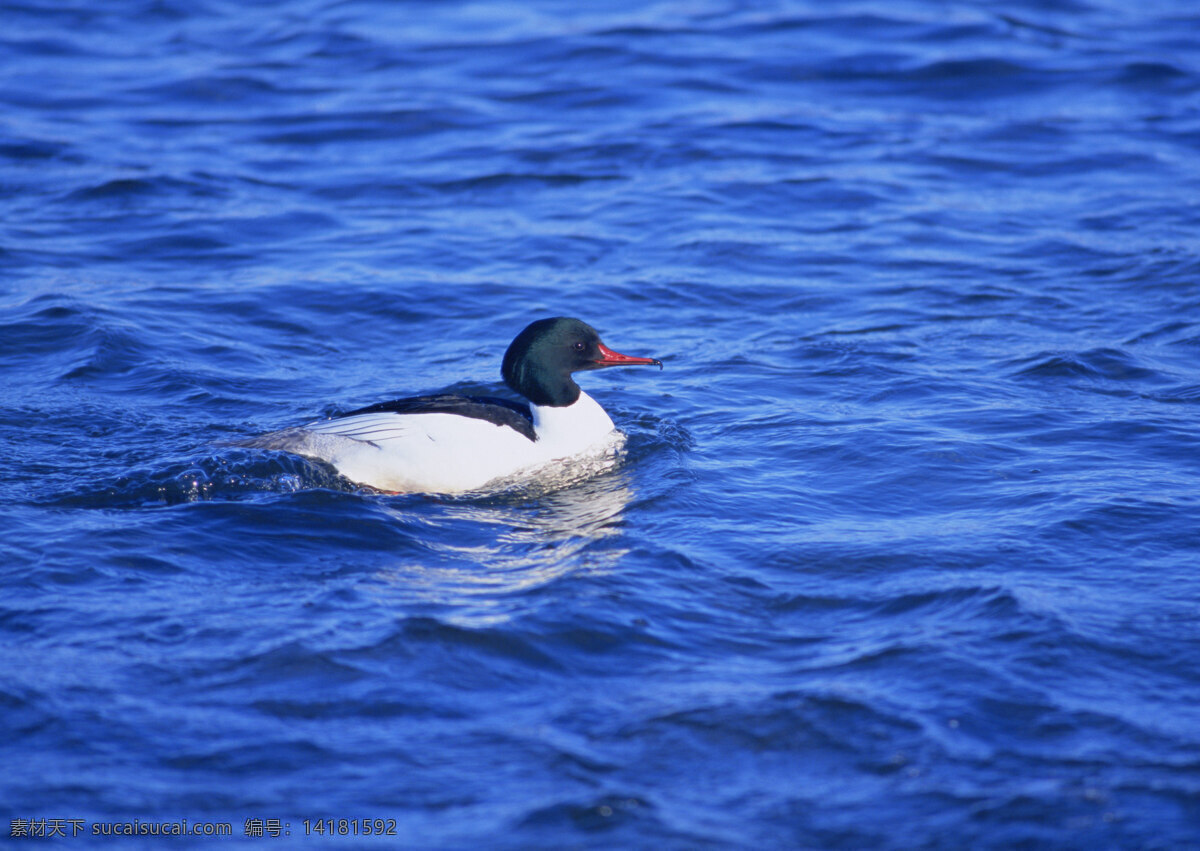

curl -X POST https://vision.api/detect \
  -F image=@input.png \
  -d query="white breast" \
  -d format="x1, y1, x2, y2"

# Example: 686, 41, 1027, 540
530, 391, 617, 456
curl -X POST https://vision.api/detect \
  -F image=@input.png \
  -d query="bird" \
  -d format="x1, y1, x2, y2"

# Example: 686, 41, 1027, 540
239, 317, 663, 494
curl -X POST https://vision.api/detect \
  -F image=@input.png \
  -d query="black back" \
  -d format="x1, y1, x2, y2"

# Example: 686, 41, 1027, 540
339, 394, 537, 442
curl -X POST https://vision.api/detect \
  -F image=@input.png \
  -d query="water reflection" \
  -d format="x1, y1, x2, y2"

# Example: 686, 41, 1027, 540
367, 469, 636, 623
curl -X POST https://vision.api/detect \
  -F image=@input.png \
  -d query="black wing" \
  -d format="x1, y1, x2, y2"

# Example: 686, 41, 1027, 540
338, 394, 536, 442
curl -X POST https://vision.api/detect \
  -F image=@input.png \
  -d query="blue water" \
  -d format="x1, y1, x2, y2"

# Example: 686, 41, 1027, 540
4, 0, 1200, 847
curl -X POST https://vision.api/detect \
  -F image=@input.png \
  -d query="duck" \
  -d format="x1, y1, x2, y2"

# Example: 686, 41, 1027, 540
240, 317, 663, 493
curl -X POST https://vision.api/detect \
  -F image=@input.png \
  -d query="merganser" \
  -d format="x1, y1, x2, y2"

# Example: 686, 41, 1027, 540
241, 317, 662, 494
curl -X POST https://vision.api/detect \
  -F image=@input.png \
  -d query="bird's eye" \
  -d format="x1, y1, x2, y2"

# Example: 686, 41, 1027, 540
573, 341, 586, 351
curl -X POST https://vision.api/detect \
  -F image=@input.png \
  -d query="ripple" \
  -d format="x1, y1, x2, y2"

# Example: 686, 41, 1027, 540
1008, 347, 1165, 383
50, 451, 352, 508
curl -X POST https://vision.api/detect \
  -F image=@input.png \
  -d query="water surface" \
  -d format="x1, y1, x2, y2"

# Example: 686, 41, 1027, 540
3, 0, 1200, 847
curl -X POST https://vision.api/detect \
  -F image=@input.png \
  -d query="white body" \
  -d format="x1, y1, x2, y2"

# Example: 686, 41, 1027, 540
251, 391, 623, 493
